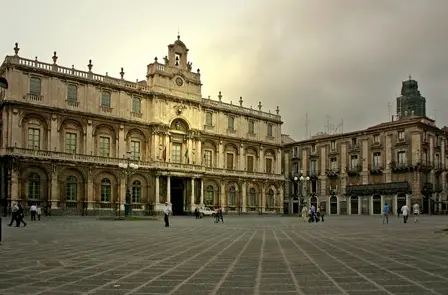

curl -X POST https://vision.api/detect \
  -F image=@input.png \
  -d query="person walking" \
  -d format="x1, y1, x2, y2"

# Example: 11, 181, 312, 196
36, 205, 42, 221
320, 205, 325, 222
7, 202, 19, 226
301, 204, 308, 222
382, 202, 389, 224
412, 202, 420, 223
163, 202, 171, 227
401, 203, 410, 224
16, 204, 27, 227
30, 204, 37, 221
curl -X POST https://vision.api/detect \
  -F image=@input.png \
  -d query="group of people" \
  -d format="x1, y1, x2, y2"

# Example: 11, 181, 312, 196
7, 202, 42, 227
383, 202, 421, 224
301, 204, 324, 223
163, 203, 224, 226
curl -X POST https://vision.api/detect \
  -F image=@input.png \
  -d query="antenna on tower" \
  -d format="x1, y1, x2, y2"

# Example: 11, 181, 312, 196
325, 114, 331, 134
388, 102, 392, 120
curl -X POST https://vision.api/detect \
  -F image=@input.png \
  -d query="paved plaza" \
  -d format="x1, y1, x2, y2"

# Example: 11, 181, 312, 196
0, 214, 448, 295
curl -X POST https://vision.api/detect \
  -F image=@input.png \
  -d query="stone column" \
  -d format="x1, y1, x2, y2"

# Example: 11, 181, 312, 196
196, 140, 202, 165
187, 138, 192, 164
155, 175, 160, 201
86, 120, 93, 154
261, 184, 266, 213
279, 185, 284, 213
218, 142, 224, 168
50, 167, 59, 209
276, 149, 282, 175
239, 144, 244, 171
10, 168, 19, 202
358, 199, 361, 215
165, 134, 170, 162
87, 169, 94, 209
200, 179, 204, 205
259, 147, 265, 173
385, 134, 392, 182
190, 178, 195, 211
220, 182, 225, 207
166, 176, 171, 203
151, 133, 157, 160
242, 182, 247, 212
118, 124, 125, 157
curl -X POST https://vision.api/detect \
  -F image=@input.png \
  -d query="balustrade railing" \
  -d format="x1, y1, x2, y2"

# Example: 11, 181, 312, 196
2, 147, 283, 179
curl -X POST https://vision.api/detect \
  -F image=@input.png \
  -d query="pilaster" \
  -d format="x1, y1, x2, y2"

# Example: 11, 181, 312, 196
190, 178, 195, 211
86, 120, 93, 154
166, 176, 171, 203
239, 144, 244, 171
118, 124, 125, 157
50, 115, 58, 151
385, 134, 392, 182
259, 147, 265, 173
200, 178, 204, 205
242, 182, 247, 212
218, 141, 224, 168
50, 165, 58, 209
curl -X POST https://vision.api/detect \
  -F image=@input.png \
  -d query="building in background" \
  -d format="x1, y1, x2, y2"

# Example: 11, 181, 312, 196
284, 77, 448, 215
0, 37, 284, 216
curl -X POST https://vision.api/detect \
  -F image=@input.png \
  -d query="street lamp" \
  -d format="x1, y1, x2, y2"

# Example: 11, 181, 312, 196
292, 172, 310, 214
118, 153, 139, 217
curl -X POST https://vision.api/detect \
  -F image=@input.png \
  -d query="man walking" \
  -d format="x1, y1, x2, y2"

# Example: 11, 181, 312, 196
7, 202, 19, 227
163, 202, 171, 227
401, 203, 410, 224
30, 204, 37, 221
382, 202, 389, 224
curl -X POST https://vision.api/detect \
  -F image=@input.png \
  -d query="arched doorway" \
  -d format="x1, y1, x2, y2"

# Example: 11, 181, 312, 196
171, 178, 185, 215
330, 196, 338, 214
397, 193, 407, 214
372, 194, 381, 214
350, 196, 359, 215
310, 196, 318, 209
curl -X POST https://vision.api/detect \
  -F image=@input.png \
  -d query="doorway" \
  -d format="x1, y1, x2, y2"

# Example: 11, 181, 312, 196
171, 178, 185, 215
397, 193, 406, 214
350, 196, 359, 215
372, 195, 381, 214
330, 196, 338, 214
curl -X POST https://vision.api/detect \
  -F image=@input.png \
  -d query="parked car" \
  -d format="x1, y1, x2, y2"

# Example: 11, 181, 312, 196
199, 207, 215, 217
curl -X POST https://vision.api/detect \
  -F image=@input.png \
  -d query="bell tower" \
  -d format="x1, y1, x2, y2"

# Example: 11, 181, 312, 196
396, 76, 426, 119
146, 35, 202, 100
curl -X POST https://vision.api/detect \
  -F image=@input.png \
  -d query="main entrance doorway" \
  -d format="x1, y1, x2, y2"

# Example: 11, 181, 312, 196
171, 178, 186, 215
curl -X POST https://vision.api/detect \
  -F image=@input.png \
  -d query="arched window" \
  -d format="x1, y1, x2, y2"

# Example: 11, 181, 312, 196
28, 173, 40, 200
132, 180, 141, 203
228, 186, 236, 206
66, 176, 77, 202
205, 185, 214, 206
249, 188, 256, 207
101, 178, 111, 202
267, 189, 275, 208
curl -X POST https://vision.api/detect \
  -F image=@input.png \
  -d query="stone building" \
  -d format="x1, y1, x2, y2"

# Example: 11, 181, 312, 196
0, 37, 284, 216
283, 78, 448, 215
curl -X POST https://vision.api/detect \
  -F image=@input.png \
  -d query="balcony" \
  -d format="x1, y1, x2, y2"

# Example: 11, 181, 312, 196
66, 99, 79, 107
395, 137, 408, 146
433, 162, 446, 174
348, 144, 360, 153
371, 140, 383, 149
2, 147, 283, 180
326, 168, 339, 178
347, 165, 362, 176
369, 163, 384, 175
417, 160, 433, 173
346, 181, 411, 196
23, 93, 43, 101
309, 170, 319, 179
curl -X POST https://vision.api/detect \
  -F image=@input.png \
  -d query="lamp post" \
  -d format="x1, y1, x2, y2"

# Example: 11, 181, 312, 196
118, 153, 139, 217
293, 171, 310, 214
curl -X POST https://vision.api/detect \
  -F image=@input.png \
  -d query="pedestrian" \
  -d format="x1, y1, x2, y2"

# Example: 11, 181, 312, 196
401, 203, 410, 224
163, 202, 171, 227
320, 205, 325, 222
36, 205, 42, 221
412, 202, 420, 223
214, 207, 219, 223
7, 202, 19, 227
194, 208, 199, 219
301, 205, 308, 222
30, 203, 37, 221
219, 207, 224, 223
16, 204, 27, 227
397, 207, 400, 219
382, 202, 389, 224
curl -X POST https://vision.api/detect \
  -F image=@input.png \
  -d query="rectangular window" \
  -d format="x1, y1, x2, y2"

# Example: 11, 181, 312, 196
203, 150, 212, 167
248, 120, 255, 134
205, 112, 213, 127
351, 138, 357, 145
373, 152, 381, 166
132, 96, 141, 113
267, 124, 273, 137
350, 155, 358, 169
398, 131, 405, 140
330, 141, 336, 150
310, 160, 317, 174
311, 144, 316, 152
247, 156, 254, 172
373, 135, 380, 143
292, 147, 298, 158
67, 85, 77, 102
265, 158, 273, 174
292, 162, 298, 174
101, 91, 111, 107
29, 77, 41, 96
228, 116, 235, 130
172, 143, 182, 163
130, 140, 140, 160
330, 157, 337, 170
398, 151, 406, 164
99, 136, 110, 157
435, 154, 440, 166
65, 133, 77, 153
226, 153, 234, 169
27, 128, 40, 149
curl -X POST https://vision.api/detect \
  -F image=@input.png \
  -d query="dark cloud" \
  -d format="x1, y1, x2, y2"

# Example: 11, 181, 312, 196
199, 0, 448, 140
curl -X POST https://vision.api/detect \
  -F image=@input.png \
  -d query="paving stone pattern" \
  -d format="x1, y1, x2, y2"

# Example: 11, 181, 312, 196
1, 215, 448, 295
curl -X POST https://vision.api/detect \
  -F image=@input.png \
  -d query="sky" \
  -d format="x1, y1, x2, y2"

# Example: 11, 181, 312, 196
2, 0, 448, 140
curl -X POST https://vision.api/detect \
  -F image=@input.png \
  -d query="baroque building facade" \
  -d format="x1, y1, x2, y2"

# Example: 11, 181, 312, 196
283, 78, 448, 215
0, 37, 284, 216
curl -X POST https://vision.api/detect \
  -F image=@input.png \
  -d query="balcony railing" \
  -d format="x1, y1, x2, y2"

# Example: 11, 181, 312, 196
2, 147, 283, 180
326, 168, 339, 178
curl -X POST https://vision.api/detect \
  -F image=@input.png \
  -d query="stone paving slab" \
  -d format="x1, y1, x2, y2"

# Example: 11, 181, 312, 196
0, 215, 447, 295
